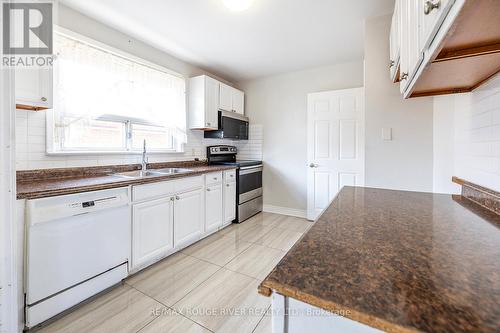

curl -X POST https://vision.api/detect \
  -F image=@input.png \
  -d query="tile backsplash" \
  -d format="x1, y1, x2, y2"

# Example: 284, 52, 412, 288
454, 74, 500, 191
15, 111, 263, 170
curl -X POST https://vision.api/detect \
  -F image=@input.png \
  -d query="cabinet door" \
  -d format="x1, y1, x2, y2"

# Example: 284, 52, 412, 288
232, 89, 245, 115
389, 0, 400, 81
224, 182, 237, 226
174, 189, 203, 248
420, 0, 453, 51
132, 197, 174, 269
205, 76, 219, 130
15, 67, 52, 109
205, 184, 223, 234
399, 0, 410, 93
219, 83, 233, 112
407, 0, 423, 79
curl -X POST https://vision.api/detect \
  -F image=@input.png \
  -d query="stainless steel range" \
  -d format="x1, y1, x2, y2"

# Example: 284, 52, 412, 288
207, 146, 263, 223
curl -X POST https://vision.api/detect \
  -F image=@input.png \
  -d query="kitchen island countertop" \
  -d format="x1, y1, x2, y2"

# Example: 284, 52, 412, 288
259, 186, 500, 333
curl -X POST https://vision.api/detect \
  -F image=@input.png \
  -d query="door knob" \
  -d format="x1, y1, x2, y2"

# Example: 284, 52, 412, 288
424, 0, 440, 15
309, 163, 319, 168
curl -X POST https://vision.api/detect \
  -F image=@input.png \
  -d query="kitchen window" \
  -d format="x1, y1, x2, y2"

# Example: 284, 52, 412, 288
47, 28, 187, 154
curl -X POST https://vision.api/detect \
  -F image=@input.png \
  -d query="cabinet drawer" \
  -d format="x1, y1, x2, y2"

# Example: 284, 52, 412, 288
133, 176, 203, 202
224, 170, 236, 183
133, 181, 176, 202
174, 176, 204, 194
205, 172, 223, 186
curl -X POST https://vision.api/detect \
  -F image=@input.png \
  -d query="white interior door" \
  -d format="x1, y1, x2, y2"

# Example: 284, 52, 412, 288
307, 88, 365, 221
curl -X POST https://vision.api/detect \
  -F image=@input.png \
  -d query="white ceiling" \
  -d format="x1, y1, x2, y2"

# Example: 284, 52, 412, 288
60, 0, 394, 82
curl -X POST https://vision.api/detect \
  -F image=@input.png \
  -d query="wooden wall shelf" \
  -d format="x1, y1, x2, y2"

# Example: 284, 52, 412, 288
410, 0, 500, 97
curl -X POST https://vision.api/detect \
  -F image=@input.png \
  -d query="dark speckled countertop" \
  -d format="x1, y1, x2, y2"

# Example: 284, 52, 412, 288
259, 186, 500, 333
17, 163, 237, 200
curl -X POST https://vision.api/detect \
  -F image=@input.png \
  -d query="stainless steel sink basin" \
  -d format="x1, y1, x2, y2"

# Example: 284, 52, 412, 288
112, 170, 162, 179
151, 168, 193, 175
112, 168, 193, 179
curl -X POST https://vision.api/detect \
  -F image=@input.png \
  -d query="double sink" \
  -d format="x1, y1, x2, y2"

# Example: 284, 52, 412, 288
112, 168, 194, 179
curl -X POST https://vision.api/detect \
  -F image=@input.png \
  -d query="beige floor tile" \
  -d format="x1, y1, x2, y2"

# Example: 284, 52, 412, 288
182, 234, 252, 266
225, 244, 285, 280
139, 309, 211, 333
274, 216, 313, 233
251, 226, 303, 251
126, 252, 220, 306
252, 311, 271, 333
174, 268, 270, 333
38, 284, 165, 333
222, 223, 276, 244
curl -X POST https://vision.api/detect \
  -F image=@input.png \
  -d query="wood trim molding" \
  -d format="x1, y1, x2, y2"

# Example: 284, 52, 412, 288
16, 104, 48, 111
435, 43, 500, 62
452, 176, 500, 215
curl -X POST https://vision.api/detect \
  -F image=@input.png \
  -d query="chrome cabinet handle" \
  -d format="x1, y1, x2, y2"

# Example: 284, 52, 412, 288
401, 72, 408, 80
206, 122, 211, 126
389, 60, 395, 68
309, 163, 319, 168
170, 197, 175, 201
175, 196, 180, 200
207, 188, 211, 192
41, 97, 47, 102
424, 0, 440, 15
226, 184, 230, 187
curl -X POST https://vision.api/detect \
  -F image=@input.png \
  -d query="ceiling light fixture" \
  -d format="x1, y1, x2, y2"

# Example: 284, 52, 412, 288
222, 0, 254, 12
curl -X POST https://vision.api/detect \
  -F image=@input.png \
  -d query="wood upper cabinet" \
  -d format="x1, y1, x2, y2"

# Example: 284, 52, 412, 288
15, 67, 53, 110
132, 197, 174, 270
390, 0, 500, 98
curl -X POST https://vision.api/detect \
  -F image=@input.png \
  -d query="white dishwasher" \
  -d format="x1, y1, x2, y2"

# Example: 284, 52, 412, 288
25, 187, 131, 328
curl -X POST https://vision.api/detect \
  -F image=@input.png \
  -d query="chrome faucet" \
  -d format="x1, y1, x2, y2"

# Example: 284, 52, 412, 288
141, 140, 148, 172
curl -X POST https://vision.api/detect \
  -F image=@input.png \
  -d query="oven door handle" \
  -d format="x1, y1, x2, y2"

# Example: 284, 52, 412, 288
239, 165, 263, 171
239, 165, 263, 175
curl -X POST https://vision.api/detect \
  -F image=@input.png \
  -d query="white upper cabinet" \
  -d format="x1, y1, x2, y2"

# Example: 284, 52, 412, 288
189, 75, 219, 130
219, 83, 234, 112
420, 0, 453, 51
389, 0, 401, 82
189, 76, 245, 130
390, 0, 500, 98
232, 88, 245, 115
15, 67, 53, 110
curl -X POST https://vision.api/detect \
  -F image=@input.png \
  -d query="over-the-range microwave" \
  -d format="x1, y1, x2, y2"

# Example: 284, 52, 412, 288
204, 110, 249, 140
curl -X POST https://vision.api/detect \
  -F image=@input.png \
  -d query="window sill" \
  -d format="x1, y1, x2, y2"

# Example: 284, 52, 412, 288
46, 150, 185, 156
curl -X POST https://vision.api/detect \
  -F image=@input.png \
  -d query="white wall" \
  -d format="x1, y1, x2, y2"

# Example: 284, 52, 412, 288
15, 4, 261, 170
364, 15, 434, 192
0, 4, 18, 329
239, 61, 364, 212
434, 74, 500, 193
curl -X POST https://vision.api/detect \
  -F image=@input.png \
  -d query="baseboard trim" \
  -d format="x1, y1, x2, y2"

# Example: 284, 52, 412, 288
263, 205, 307, 219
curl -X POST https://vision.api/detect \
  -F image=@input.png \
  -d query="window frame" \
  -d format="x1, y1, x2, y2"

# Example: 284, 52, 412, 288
46, 26, 187, 156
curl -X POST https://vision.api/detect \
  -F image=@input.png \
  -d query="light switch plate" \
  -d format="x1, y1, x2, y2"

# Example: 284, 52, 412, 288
382, 127, 392, 141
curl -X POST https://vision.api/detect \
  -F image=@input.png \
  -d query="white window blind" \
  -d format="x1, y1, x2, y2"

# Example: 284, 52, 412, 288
50, 31, 187, 153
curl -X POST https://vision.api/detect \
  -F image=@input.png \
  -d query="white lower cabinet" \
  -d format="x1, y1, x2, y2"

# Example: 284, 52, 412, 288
205, 184, 223, 234
173, 189, 204, 249
223, 181, 236, 226
132, 197, 174, 270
